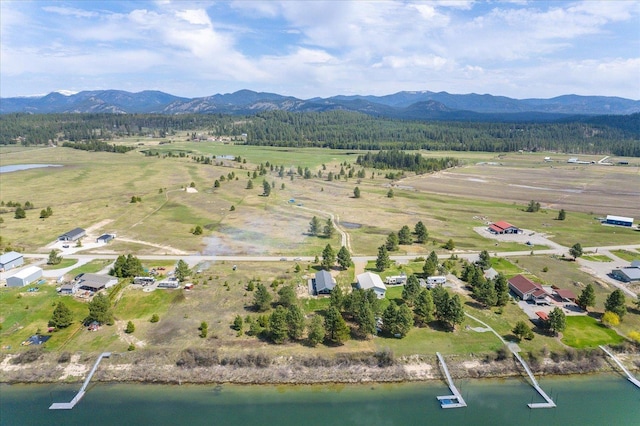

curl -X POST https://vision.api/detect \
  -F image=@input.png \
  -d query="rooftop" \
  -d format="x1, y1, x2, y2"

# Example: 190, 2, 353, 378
0, 251, 23, 264
357, 272, 386, 292
12, 266, 42, 279
508, 274, 543, 294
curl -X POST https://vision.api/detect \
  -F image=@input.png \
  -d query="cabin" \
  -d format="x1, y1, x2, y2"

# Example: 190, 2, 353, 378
356, 272, 386, 299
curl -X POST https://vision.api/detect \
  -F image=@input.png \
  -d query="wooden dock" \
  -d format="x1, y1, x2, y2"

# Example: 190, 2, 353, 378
512, 351, 556, 408
49, 352, 111, 410
600, 345, 640, 389
435, 352, 467, 408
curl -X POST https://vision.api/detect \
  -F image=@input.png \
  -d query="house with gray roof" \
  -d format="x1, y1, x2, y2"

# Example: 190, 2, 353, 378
77, 273, 118, 292
612, 261, 640, 283
313, 270, 336, 295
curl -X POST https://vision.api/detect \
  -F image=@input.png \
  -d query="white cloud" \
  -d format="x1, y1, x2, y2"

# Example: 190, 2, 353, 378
42, 6, 98, 18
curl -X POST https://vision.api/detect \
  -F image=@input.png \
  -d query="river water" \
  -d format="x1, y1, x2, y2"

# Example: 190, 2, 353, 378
1, 374, 638, 425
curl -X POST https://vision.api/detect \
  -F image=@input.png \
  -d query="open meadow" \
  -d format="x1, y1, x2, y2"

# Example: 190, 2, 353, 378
1, 142, 639, 373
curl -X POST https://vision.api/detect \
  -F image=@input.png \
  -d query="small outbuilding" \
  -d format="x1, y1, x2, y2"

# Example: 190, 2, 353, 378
96, 234, 115, 243
313, 270, 336, 295
356, 272, 387, 299
488, 221, 522, 234
7, 266, 43, 287
554, 288, 576, 302
603, 215, 634, 227
58, 227, 86, 241
0, 251, 24, 271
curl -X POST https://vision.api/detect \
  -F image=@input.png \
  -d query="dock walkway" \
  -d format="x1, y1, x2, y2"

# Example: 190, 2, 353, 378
511, 351, 556, 408
49, 352, 111, 410
600, 345, 640, 389
435, 352, 467, 408
464, 313, 555, 409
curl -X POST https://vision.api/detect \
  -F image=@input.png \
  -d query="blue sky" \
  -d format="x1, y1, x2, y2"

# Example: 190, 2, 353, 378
1, 1, 639, 99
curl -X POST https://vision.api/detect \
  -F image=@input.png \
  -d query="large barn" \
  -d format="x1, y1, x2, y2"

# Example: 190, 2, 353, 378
488, 221, 522, 234
58, 227, 86, 242
7, 266, 43, 287
0, 251, 24, 271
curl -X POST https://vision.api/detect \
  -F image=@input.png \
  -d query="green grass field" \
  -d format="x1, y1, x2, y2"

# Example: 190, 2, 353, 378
561, 316, 624, 348
41, 258, 78, 270
611, 249, 640, 262
581, 254, 613, 262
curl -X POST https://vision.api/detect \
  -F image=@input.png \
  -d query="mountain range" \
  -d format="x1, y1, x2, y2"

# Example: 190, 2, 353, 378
2, 89, 639, 122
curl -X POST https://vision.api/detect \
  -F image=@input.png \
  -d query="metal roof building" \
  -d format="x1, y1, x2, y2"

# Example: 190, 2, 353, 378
0, 251, 24, 271
314, 270, 336, 295
77, 273, 118, 291
604, 215, 634, 227
356, 272, 387, 299
7, 266, 43, 287
58, 227, 86, 241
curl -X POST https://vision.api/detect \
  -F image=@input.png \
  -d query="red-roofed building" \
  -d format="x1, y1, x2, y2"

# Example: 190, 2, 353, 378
554, 288, 576, 302
508, 274, 549, 303
488, 221, 522, 234
535, 311, 549, 321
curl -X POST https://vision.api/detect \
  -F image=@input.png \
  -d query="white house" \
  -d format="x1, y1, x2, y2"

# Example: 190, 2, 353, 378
356, 272, 386, 299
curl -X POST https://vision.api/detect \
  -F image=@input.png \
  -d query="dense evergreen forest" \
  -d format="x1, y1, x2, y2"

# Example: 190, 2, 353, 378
356, 151, 460, 173
1, 111, 638, 156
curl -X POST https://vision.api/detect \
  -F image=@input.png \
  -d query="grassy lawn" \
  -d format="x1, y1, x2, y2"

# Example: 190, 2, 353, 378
581, 254, 613, 262
67, 260, 113, 277
490, 257, 522, 277
0, 285, 89, 350
561, 316, 624, 348
611, 249, 640, 262
41, 258, 78, 270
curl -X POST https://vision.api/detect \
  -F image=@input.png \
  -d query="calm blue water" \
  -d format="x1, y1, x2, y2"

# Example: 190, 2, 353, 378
0, 164, 61, 173
1, 375, 639, 426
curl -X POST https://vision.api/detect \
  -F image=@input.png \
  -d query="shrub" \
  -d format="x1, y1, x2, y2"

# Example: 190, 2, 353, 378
11, 348, 42, 364
57, 352, 71, 363
127, 344, 136, 351
150, 314, 159, 323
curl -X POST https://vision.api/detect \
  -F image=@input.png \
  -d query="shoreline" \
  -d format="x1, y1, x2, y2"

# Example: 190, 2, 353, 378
2, 349, 638, 386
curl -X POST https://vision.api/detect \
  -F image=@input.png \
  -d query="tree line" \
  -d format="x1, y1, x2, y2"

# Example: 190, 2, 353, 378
2, 111, 638, 156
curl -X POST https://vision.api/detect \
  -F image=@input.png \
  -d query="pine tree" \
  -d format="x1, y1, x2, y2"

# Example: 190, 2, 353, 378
125, 321, 135, 334
337, 246, 352, 270
604, 289, 626, 318
87, 294, 113, 325
309, 216, 321, 236
49, 302, 73, 329
577, 283, 596, 311
547, 307, 566, 335
494, 273, 510, 306
356, 297, 376, 337
329, 285, 344, 311
398, 225, 412, 245
286, 305, 305, 340
402, 275, 421, 306
262, 180, 271, 196
323, 218, 335, 238
269, 306, 289, 344
307, 315, 326, 347
414, 289, 435, 325
246, 179, 254, 189
253, 283, 273, 312
385, 232, 399, 251
353, 187, 361, 198
325, 306, 350, 344
175, 259, 191, 282
557, 209, 566, 220
47, 249, 62, 265
376, 245, 391, 272
414, 221, 428, 244
321, 244, 336, 270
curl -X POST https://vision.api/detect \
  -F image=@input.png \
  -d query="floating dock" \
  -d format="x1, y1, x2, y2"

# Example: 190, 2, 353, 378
49, 352, 111, 410
435, 352, 467, 408
512, 351, 556, 408
600, 345, 640, 389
